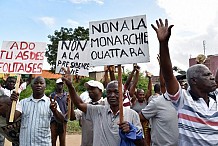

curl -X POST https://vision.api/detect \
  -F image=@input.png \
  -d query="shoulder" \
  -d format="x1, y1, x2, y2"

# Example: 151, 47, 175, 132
124, 107, 138, 115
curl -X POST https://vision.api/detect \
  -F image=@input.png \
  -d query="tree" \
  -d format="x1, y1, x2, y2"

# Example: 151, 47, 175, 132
172, 66, 186, 75
46, 26, 89, 72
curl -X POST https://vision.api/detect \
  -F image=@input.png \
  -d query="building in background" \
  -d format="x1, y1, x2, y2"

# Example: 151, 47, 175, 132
189, 54, 218, 75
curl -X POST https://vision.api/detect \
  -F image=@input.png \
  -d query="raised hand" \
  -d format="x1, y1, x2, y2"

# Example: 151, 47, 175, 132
151, 19, 174, 42
134, 64, 140, 72
61, 66, 73, 87
50, 95, 57, 112
145, 71, 152, 78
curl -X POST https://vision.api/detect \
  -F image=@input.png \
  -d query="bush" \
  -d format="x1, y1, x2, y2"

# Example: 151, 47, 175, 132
67, 121, 81, 134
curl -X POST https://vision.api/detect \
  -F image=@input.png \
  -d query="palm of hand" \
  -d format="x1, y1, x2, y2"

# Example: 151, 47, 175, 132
156, 27, 170, 42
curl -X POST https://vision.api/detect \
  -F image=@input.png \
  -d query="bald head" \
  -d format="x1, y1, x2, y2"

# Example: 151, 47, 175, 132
187, 64, 216, 92
186, 64, 208, 86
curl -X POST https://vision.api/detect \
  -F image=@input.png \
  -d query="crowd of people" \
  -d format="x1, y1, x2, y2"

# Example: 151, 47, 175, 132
0, 18, 217, 146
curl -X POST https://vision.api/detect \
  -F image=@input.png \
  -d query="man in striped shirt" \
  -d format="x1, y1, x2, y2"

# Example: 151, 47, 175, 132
152, 19, 218, 146
11, 76, 65, 146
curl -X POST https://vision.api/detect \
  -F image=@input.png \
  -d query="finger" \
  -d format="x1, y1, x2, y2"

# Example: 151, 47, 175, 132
61, 67, 67, 74
67, 66, 70, 74
156, 20, 160, 28
165, 19, 168, 28
159, 18, 164, 27
168, 25, 174, 35
49, 95, 52, 102
151, 24, 157, 32
54, 95, 57, 101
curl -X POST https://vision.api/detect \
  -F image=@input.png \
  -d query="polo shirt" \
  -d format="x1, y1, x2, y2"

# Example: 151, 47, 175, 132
16, 95, 61, 146
85, 105, 142, 146
167, 86, 218, 146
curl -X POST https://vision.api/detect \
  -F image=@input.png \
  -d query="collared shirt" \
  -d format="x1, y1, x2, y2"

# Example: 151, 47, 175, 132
16, 95, 61, 146
85, 105, 142, 146
74, 97, 106, 146
141, 95, 179, 146
167, 86, 218, 146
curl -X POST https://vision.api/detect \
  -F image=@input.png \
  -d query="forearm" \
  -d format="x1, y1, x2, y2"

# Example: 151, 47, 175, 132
129, 71, 139, 97
159, 42, 174, 80
159, 41, 179, 94
159, 69, 166, 93
67, 84, 87, 113
125, 70, 135, 88
70, 102, 76, 121
145, 77, 152, 99
53, 110, 65, 123
108, 66, 115, 80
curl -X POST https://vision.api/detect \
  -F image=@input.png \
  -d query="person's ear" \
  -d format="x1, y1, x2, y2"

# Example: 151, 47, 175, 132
190, 78, 197, 85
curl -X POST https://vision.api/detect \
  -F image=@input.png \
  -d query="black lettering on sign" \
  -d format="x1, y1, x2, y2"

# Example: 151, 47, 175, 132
91, 47, 145, 60
91, 17, 147, 34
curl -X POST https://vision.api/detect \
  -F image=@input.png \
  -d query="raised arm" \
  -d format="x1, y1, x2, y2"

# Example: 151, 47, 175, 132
144, 71, 152, 100
108, 65, 116, 81
129, 65, 140, 97
151, 19, 179, 95
124, 65, 136, 90
157, 54, 166, 93
61, 67, 87, 113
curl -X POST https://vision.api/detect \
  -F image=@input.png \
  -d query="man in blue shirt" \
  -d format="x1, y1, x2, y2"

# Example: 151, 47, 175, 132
50, 78, 68, 146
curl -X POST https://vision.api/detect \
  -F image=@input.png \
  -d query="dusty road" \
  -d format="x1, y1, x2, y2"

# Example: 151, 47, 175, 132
5, 134, 81, 146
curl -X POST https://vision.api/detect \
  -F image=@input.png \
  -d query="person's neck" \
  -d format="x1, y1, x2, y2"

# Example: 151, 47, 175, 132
56, 89, 63, 94
91, 95, 101, 102
33, 93, 44, 99
190, 88, 209, 106
110, 106, 119, 115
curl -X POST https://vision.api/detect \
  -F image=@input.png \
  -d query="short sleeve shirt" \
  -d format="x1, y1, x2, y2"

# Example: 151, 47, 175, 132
85, 105, 142, 146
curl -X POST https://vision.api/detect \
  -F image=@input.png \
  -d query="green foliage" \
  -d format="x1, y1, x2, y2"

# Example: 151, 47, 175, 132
20, 85, 32, 100
67, 121, 81, 134
122, 71, 149, 92
72, 77, 94, 95
46, 27, 89, 73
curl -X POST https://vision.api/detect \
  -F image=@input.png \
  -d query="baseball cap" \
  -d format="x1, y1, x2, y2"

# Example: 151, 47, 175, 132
84, 80, 104, 92
56, 78, 63, 84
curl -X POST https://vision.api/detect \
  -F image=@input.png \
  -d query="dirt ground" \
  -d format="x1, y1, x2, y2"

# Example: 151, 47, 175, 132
5, 134, 81, 146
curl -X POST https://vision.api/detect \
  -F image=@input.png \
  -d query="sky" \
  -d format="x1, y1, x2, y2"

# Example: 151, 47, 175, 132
0, 0, 218, 75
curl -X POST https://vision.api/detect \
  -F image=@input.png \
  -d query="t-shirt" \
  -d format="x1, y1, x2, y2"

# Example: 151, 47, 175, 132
141, 95, 179, 146
74, 98, 106, 146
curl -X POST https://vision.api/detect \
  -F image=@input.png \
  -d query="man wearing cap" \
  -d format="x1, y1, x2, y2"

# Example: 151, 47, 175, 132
73, 80, 106, 146
50, 78, 68, 146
